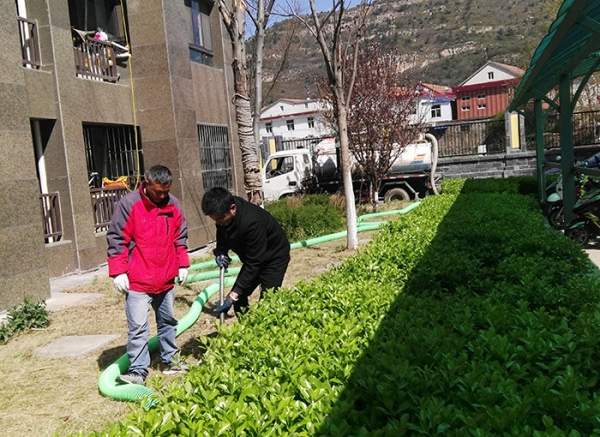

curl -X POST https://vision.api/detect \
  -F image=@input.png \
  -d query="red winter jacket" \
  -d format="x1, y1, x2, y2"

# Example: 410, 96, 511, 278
106, 183, 190, 293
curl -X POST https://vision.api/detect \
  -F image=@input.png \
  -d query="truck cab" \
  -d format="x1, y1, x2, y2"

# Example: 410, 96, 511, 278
262, 149, 314, 201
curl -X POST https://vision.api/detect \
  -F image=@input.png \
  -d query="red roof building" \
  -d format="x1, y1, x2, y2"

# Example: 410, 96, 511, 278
453, 61, 524, 120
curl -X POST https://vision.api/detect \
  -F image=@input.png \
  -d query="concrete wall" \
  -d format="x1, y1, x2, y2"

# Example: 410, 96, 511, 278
0, 0, 240, 310
438, 145, 600, 180
0, 0, 51, 309
438, 152, 537, 179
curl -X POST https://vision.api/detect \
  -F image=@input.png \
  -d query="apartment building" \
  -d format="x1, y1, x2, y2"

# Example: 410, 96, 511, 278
1, 0, 242, 310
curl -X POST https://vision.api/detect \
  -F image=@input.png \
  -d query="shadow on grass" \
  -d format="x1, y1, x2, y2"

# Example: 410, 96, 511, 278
314, 178, 600, 434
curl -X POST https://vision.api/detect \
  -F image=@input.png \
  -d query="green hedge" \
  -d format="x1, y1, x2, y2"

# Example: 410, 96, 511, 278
265, 194, 345, 241
83, 178, 600, 436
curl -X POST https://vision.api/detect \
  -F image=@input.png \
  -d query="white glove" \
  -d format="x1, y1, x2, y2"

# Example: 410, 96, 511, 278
113, 273, 129, 294
178, 268, 188, 284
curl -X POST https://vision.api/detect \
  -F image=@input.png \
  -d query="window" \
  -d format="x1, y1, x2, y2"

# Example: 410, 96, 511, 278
307, 117, 315, 128
287, 119, 295, 131
430, 104, 441, 118
280, 106, 284, 111
488, 72, 494, 80
461, 96, 470, 101
83, 124, 143, 187
461, 105, 471, 111
265, 156, 294, 179
477, 93, 486, 99
189, 0, 214, 66
198, 124, 232, 190
304, 103, 309, 108
83, 123, 143, 233
478, 103, 486, 109
266, 122, 272, 133
460, 124, 470, 132
68, 0, 129, 45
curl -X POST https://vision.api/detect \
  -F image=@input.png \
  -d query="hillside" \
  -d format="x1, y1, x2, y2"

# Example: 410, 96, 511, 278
259, 0, 554, 105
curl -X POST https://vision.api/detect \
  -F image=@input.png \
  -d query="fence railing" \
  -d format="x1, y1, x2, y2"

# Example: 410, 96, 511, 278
428, 118, 506, 157
525, 109, 600, 151
261, 136, 327, 164
72, 30, 118, 82
90, 187, 128, 232
17, 16, 41, 68
267, 110, 600, 162
40, 192, 62, 243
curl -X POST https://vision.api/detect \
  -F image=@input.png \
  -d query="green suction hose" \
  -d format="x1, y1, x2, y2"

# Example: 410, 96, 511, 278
100, 203, 420, 404
97, 278, 237, 404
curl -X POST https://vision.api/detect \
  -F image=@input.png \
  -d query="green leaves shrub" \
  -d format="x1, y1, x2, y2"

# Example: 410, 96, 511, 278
85, 177, 600, 436
0, 298, 50, 344
265, 194, 344, 241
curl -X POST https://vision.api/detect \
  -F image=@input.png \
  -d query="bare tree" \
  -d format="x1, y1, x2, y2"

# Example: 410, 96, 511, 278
296, 0, 371, 250
218, 0, 262, 204
246, 0, 277, 159
345, 43, 425, 210
219, 0, 301, 205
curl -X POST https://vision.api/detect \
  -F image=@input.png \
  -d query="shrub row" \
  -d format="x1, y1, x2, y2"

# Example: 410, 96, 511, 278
265, 194, 345, 241
85, 178, 600, 436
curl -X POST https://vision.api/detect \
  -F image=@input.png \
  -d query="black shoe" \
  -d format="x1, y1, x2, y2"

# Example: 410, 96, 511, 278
116, 371, 146, 385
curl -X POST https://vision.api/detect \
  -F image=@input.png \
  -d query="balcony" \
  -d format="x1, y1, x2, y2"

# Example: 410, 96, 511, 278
40, 192, 62, 244
17, 16, 41, 68
90, 186, 128, 232
72, 29, 129, 83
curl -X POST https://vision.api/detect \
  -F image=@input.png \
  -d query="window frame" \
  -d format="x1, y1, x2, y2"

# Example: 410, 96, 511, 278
189, 0, 214, 67
198, 124, 232, 190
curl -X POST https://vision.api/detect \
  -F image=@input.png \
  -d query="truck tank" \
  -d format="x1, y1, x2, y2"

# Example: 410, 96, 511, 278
314, 138, 432, 180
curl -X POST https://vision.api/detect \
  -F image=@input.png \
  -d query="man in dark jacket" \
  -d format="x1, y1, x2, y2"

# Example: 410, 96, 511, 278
107, 165, 190, 385
201, 187, 290, 316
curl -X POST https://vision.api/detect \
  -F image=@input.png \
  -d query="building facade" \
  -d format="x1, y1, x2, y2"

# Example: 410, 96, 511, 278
259, 98, 333, 141
413, 83, 456, 125
1, 0, 242, 310
453, 61, 524, 120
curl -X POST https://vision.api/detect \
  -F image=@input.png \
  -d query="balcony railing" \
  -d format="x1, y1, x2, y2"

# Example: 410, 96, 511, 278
40, 192, 62, 243
72, 29, 118, 83
90, 186, 128, 232
17, 16, 41, 68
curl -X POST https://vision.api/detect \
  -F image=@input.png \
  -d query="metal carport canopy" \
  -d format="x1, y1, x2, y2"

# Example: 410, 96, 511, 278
507, 0, 600, 226
508, 0, 600, 112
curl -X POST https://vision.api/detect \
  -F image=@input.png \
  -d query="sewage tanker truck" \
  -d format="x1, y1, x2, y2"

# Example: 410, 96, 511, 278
262, 136, 440, 202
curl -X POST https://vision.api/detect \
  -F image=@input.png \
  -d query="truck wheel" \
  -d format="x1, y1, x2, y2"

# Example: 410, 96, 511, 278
384, 188, 410, 203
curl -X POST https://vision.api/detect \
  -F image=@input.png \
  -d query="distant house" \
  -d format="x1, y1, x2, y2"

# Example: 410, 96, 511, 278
414, 83, 456, 125
259, 98, 333, 140
453, 61, 525, 120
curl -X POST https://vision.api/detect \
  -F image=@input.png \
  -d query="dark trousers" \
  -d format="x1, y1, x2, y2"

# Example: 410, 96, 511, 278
233, 257, 290, 315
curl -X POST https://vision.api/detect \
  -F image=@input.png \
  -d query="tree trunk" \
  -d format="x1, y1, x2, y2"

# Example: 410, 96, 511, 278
336, 101, 359, 250
220, 0, 263, 205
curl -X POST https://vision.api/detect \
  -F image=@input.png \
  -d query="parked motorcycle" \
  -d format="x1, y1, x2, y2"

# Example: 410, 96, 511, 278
543, 172, 586, 229
565, 182, 600, 246
543, 151, 600, 229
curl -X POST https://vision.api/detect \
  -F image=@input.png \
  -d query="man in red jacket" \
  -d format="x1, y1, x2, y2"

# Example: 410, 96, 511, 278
107, 165, 190, 385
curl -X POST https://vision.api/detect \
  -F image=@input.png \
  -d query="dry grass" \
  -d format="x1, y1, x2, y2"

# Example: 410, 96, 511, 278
0, 228, 382, 437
